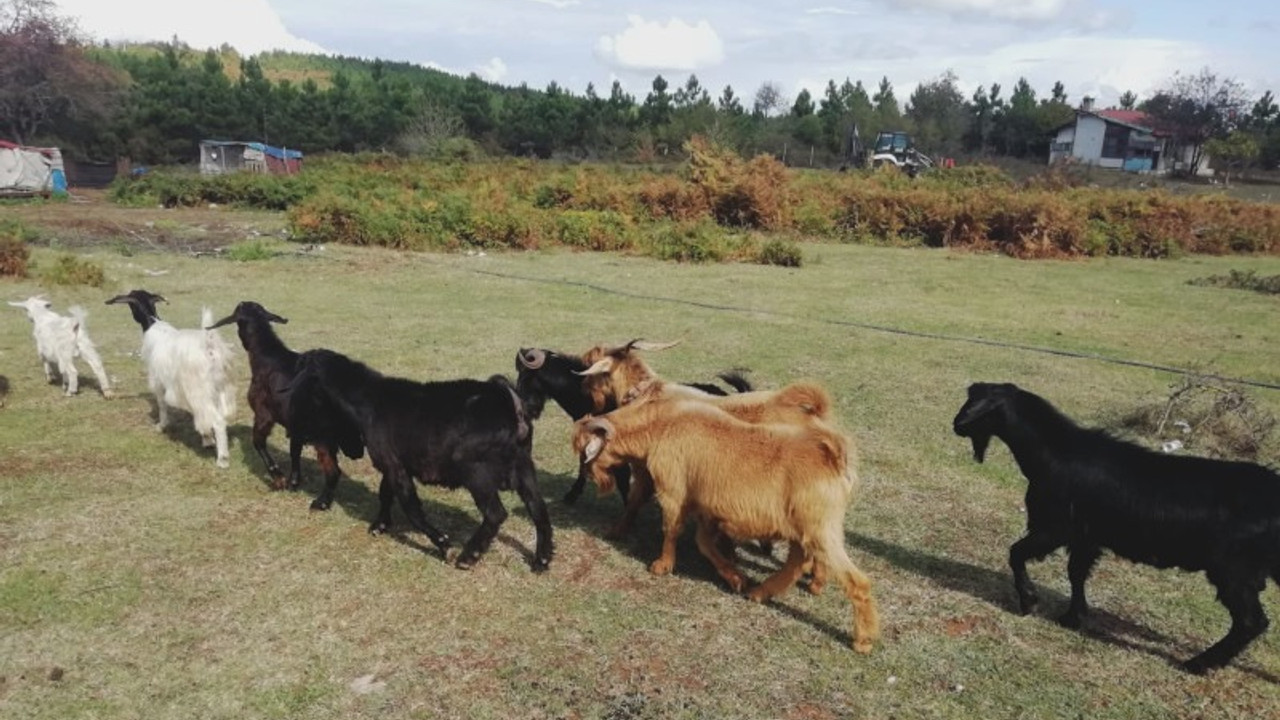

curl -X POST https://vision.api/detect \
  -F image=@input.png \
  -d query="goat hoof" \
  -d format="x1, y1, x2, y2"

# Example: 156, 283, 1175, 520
368, 522, 389, 536
853, 639, 874, 655
531, 556, 552, 573
102, 389, 115, 399
747, 588, 770, 603
648, 559, 674, 576
562, 490, 581, 505
1056, 612, 1084, 630
310, 498, 332, 511
216, 457, 230, 469
804, 579, 825, 596
1181, 657, 1215, 675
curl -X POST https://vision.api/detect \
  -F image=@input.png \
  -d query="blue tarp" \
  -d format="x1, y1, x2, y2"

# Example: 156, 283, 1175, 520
201, 140, 303, 160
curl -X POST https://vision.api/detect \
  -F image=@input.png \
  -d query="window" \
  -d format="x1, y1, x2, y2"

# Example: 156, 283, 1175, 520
1101, 124, 1129, 159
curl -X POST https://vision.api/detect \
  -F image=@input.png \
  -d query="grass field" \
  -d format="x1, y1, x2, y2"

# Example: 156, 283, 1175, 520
3, 203, 1280, 718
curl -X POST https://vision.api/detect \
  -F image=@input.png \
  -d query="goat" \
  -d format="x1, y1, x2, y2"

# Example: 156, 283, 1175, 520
8, 296, 113, 398
290, 348, 553, 571
573, 399, 879, 653
105, 290, 236, 468
953, 382, 1280, 673
515, 339, 751, 504
607, 377, 833, 548
0, 374, 9, 407
208, 301, 363, 507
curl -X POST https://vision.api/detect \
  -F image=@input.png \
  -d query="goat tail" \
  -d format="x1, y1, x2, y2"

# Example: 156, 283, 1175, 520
202, 307, 236, 419
776, 381, 833, 419
68, 304, 88, 328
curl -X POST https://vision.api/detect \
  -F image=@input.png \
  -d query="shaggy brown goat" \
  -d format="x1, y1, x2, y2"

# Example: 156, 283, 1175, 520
573, 399, 879, 653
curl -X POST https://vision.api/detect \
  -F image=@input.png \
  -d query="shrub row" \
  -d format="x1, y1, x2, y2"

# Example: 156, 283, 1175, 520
108, 142, 1280, 262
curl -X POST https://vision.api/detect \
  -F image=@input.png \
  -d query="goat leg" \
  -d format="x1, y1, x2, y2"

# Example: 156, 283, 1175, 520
649, 492, 687, 577
286, 436, 305, 491
455, 478, 508, 570
513, 459, 554, 572
749, 543, 809, 602
368, 475, 397, 536
1009, 531, 1061, 615
252, 418, 286, 489
309, 444, 341, 510
1058, 545, 1102, 629
694, 519, 747, 592
390, 477, 454, 556
563, 465, 588, 505
1183, 573, 1270, 674
606, 466, 654, 540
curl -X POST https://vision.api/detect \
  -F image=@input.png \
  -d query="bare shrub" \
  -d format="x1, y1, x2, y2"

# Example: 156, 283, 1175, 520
1110, 374, 1277, 460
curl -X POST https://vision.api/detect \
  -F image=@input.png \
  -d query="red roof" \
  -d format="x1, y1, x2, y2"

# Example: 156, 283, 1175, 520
1095, 109, 1151, 126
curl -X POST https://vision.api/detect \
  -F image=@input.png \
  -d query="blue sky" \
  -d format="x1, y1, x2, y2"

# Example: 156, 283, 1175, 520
58, 1, 1279, 108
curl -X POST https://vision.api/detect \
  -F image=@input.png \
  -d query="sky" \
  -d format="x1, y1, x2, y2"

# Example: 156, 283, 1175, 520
56, 0, 1280, 109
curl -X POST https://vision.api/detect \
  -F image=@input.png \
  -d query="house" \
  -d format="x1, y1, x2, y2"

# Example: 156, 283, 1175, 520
199, 140, 303, 176
0, 141, 67, 196
1048, 101, 1212, 176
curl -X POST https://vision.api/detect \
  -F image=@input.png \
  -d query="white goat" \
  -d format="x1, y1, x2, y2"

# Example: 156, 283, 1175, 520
7, 296, 114, 398
106, 290, 236, 468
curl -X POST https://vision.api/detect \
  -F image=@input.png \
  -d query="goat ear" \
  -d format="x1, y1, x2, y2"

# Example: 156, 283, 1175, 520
581, 434, 605, 464
151, 294, 168, 304
267, 312, 288, 324
7, 301, 24, 307
207, 313, 237, 330
575, 357, 614, 376
104, 294, 133, 306
953, 391, 1002, 463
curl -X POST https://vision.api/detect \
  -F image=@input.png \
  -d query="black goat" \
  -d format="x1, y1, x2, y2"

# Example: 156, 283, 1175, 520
953, 382, 1280, 674
291, 348, 553, 572
515, 344, 751, 504
208, 302, 363, 509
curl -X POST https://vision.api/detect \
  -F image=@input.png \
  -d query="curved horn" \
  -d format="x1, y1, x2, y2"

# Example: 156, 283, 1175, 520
574, 357, 614, 376
517, 348, 546, 370
628, 339, 682, 352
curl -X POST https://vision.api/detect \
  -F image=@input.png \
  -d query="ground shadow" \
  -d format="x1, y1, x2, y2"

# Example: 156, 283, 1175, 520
848, 531, 1280, 680
222, 422, 520, 566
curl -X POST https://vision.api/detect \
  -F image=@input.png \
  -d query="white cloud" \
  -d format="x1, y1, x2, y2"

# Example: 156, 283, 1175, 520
596, 15, 725, 72
56, 0, 325, 54
806, 5, 862, 15
478, 57, 509, 83
891, 0, 1072, 22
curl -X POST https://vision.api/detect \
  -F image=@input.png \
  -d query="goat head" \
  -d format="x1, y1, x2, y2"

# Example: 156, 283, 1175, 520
953, 382, 1018, 463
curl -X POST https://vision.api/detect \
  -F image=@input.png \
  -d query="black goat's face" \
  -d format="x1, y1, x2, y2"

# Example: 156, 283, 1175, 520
952, 382, 1018, 463
208, 300, 288, 330
105, 289, 166, 330
515, 347, 594, 419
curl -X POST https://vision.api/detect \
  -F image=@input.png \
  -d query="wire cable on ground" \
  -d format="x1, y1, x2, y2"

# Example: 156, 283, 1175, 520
458, 264, 1280, 393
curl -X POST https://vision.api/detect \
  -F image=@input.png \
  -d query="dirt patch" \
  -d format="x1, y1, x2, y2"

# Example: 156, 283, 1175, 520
7, 190, 288, 254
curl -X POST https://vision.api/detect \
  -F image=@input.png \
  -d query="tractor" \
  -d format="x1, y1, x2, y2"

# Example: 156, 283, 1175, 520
844, 125, 935, 177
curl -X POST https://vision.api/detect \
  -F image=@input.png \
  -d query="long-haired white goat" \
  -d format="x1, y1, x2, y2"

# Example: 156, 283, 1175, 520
106, 289, 236, 468
8, 296, 114, 398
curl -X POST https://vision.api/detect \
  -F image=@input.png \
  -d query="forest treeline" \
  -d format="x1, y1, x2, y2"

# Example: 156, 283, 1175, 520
3, 0, 1279, 171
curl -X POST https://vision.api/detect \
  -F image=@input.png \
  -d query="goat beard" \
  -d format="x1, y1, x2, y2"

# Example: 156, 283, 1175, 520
970, 435, 991, 463
579, 463, 616, 495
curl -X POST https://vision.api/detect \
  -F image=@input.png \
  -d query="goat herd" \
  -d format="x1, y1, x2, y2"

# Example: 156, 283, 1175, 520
7, 291, 1280, 675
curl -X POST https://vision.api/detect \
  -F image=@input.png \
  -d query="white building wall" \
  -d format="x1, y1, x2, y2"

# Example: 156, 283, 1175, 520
1071, 115, 1106, 163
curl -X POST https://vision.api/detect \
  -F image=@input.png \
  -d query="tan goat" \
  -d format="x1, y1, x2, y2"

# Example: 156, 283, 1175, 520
572, 399, 879, 653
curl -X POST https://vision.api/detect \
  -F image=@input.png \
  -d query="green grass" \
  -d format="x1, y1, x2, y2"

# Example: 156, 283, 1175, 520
2, 239, 1280, 719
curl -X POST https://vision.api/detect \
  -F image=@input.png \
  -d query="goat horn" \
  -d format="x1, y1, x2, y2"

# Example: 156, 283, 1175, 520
104, 294, 138, 306
517, 348, 546, 370
628, 339, 681, 352
574, 357, 613, 376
